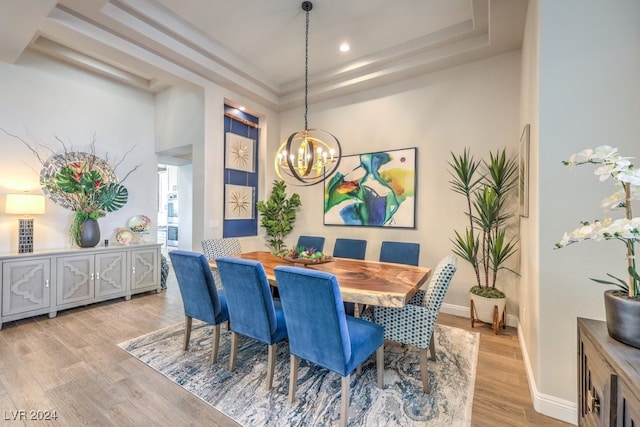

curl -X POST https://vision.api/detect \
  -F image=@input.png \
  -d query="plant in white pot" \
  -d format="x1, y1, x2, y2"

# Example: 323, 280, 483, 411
555, 146, 640, 348
449, 148, 519, 333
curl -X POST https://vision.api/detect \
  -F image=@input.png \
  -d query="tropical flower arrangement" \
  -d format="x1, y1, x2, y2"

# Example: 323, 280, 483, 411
2, 129, 138, 246
276, 246, 333, 264
53, 157, 130, 245
556, 146, 640, 298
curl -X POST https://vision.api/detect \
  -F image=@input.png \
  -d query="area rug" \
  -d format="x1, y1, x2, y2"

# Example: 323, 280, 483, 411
118, 322, 479, 426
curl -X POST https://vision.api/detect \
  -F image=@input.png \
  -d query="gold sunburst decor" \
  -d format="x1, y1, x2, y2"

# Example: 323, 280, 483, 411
229, 190, 250, 214
231, 140, 250, 167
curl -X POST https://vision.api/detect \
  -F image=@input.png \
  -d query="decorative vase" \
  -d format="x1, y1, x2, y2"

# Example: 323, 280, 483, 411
470, 292, 506, 334
77, 218, 101, 248
604, 289, 640, 349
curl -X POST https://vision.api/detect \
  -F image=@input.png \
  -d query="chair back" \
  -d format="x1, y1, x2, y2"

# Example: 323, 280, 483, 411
422, 255, 457, 310
201, 238, 242, 288
379, 241, 420, 266
202, 238, 242, 259
274, 266, 350, 373
333, 238, 367, 260
216, 257, 282, 342
169, 250, 226, 324
296, 235, 325, 252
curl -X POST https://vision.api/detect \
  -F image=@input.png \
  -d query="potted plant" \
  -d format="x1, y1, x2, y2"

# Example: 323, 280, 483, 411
555, 146, 640, 348
449, 148, 519, 333
256, 180, 302, 253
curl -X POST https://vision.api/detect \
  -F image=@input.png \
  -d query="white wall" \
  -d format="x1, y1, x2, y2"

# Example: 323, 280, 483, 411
274, 51, 522, 313
525, 0, 640, 423
518, 0, 543, 413
0, 50, 156, 253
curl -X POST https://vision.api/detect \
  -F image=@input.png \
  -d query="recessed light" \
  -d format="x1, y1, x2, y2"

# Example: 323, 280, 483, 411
238, 106, 246, 111
339, 43, 350, 53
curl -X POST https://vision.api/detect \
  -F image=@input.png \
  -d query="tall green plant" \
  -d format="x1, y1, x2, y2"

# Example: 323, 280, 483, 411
448, 148, 519, 297
256, 180, 302, 253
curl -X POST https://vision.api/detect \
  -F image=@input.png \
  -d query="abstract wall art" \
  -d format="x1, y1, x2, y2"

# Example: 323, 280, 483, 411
324, 147, 417, 228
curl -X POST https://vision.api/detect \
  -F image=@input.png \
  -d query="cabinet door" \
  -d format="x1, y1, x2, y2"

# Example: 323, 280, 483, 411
617, 381, 640, 427
2, 258, 51, 316
57, 255, 95, 305
95, 252, 127, 298
579, 334, 614, 427
130, 248, 159, 291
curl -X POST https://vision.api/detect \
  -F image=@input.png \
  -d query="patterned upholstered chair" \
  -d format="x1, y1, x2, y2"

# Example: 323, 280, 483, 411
216, 257, 288, 390
201, 238, 242, 289
274, 265, 384, 427
168, 250, 230, 364
379, 241, 420, 266
295, 235, 325, 252
362, 255, 457, 393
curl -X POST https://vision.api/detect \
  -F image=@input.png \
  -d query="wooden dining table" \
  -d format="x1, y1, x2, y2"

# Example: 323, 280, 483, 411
208, 251, 431, 309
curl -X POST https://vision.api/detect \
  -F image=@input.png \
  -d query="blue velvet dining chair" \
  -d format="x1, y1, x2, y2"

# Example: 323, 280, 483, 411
274, 266, 384, 427
362, 255, 457, 393
215, 256, 288, 390
333, 238, 367, 260
332, 238, 367, 316
296, 235, 325, 252
379, 241, 420, 266
168, 250, 230, 364
201, 238, 242, 289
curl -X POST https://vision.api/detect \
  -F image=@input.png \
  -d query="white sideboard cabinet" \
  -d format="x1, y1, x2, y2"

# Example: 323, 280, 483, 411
0, 243, 161, 329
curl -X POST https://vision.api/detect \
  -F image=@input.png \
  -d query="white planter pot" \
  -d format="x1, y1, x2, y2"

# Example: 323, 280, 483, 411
470, 292, 506, 333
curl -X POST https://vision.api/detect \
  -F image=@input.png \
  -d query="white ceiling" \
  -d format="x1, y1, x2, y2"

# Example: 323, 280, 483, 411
0, 0, 528, 111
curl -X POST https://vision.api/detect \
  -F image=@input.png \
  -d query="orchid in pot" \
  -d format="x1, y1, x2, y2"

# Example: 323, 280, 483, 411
556, 145, 640, 348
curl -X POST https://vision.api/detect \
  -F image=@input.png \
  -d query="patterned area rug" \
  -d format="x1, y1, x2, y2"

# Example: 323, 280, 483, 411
119, 322, 478, 426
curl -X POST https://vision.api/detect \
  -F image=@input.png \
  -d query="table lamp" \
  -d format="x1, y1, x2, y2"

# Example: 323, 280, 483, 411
5, 193, 46, 253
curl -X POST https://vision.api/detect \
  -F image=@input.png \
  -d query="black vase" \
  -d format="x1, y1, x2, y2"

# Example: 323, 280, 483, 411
604, 289, 640, 349
78, 219, 101, 248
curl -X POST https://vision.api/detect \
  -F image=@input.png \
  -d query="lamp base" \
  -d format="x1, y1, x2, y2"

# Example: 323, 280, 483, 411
18, 218, 34, 253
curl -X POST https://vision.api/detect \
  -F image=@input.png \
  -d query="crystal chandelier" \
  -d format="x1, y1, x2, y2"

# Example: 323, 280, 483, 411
275, 1, 341, 186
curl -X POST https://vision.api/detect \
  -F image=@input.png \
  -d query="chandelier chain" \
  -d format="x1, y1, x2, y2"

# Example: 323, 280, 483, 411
304, 7, 309, 131
273, 1, 341, 186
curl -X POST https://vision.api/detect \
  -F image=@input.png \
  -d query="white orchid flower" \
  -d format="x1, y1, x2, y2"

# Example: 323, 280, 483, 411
593, 145, 620, 162
601, 190, 626, 210
568, 149, 594, 164
617, 168, 640, 186
594, 164, 615, 181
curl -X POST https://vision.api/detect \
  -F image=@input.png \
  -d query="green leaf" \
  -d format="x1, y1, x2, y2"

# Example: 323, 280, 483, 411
590, 273, 629, 292
97, 183, 128, 212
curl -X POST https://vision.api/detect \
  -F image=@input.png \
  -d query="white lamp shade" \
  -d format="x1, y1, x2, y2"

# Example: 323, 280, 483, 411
5, 194, 46, 215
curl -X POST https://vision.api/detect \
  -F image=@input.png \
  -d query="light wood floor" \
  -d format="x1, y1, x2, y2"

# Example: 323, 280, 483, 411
0, 271, 571, 426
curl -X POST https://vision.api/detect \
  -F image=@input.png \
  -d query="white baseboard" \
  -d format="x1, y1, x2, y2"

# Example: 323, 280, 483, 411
439, 303, 577, 425
517, 322, 578, 425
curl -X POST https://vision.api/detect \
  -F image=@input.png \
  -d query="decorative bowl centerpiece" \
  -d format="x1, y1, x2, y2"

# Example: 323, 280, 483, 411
115, 228, 135, 245
127, 215, 151, 234
277, 246, 334, 265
